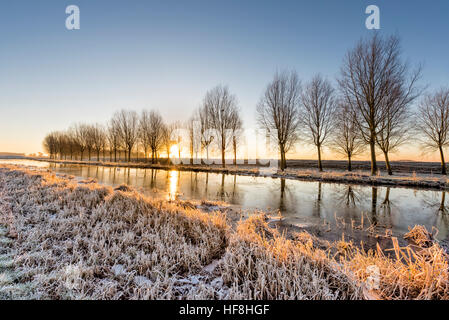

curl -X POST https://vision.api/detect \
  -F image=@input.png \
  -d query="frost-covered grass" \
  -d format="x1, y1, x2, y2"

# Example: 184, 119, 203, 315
0, 164, 448, 300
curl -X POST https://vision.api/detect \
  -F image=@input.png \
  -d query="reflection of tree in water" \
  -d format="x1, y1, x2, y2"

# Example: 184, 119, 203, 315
440, 192, 447, 214
335, 185, 366, 207
337, 186, 391, 228
95, 166, 105, 182
380, 187, 390, 212
313, 182, 322, 217
189, 172, 199, 194
377, 187, 394, 229
421, 191, 449, 214
141, 169, 157, 189
219, 174, 226, 201
126, 168, 131, 185
141, 168, 147, 188
230, 175, 238, 203
370, 187, 378, 225
267, 178, 295, 214
149, 169, 158, 189
107, 167, 116, 184
204, 172, 209, 197
421, 191, 449, 239
212, 174, 241, 203
279, 178, 287, 212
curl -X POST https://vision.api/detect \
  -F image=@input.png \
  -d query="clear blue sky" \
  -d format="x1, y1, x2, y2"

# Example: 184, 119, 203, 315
0, 0, 448, 157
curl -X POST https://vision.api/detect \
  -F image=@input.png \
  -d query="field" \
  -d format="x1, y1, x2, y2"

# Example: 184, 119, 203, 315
1, 164, 448, 300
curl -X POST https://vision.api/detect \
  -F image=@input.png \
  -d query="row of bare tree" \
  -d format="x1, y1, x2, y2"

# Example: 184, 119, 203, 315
43, 86, 244, 166
44, 34, 449, 175
257, 34, 449, 175
44, 110, 187, 164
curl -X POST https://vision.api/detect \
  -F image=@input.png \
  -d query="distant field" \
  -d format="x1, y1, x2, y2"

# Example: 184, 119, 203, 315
0, 153, 25, 159
286, 159, 444, 174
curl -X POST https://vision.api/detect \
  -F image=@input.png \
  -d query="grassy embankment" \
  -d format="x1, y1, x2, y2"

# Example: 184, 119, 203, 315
0, 164, 448, 300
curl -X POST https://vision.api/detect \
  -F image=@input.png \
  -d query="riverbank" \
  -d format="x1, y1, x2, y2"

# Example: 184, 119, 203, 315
1, 164, 448, 299
31, 158, 449, 191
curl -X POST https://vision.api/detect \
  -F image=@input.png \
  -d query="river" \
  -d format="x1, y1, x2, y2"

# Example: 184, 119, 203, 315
1, 159, 448, 241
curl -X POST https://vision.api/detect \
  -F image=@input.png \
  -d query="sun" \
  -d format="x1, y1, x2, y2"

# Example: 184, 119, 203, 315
170, 144, 179, 158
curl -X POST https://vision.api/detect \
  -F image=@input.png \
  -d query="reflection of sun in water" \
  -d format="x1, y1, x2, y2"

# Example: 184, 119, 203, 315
170, 145, 179, 158
168, 170, 179, 201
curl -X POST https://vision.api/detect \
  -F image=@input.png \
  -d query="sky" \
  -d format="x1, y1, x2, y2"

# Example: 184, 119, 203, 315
0, 0, 448, 161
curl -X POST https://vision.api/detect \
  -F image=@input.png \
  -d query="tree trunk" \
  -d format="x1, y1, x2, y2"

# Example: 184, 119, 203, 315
221, 146, 225, 168
369, 134, 377, 175
440, 192, 446, 212
384, 151, 392, 175
190, 140, 194, 165
234, 148, 237, 166
233, 139, 237, 165
279, 144, 286, 171
317, 145, 323, 172
371, 187, 378, 223
128, 149, 131, 163
439, 145, 447, 175
283, 154, 287, 170
114, 149, 117, 162
347, 155, 352, 171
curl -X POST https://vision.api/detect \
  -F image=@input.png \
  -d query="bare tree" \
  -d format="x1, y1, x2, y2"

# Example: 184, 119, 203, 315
172, 121, 185, 160
65, 128, 78, 160
229, 111, 243, 165
301, 75, 337, 171
197, 105, 214, 163
92, 124, 106, 161
138, 110, 152, 162
56, 131, 68, 160
331, 101, 365, 171
204, 85, 240, 168
115, 110, 139, 162
162, 122, 177, 164
416, 88, 449, 175
257, 70, 302, 171
84, 125, 97, 161
338, 34, 421, 175
375, 69, 422, 175
106, 118, 121, 162
187, 116, 197, 164
73, 123, 90, 161
43, 132, 58, 159
140, 110, 164, 164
